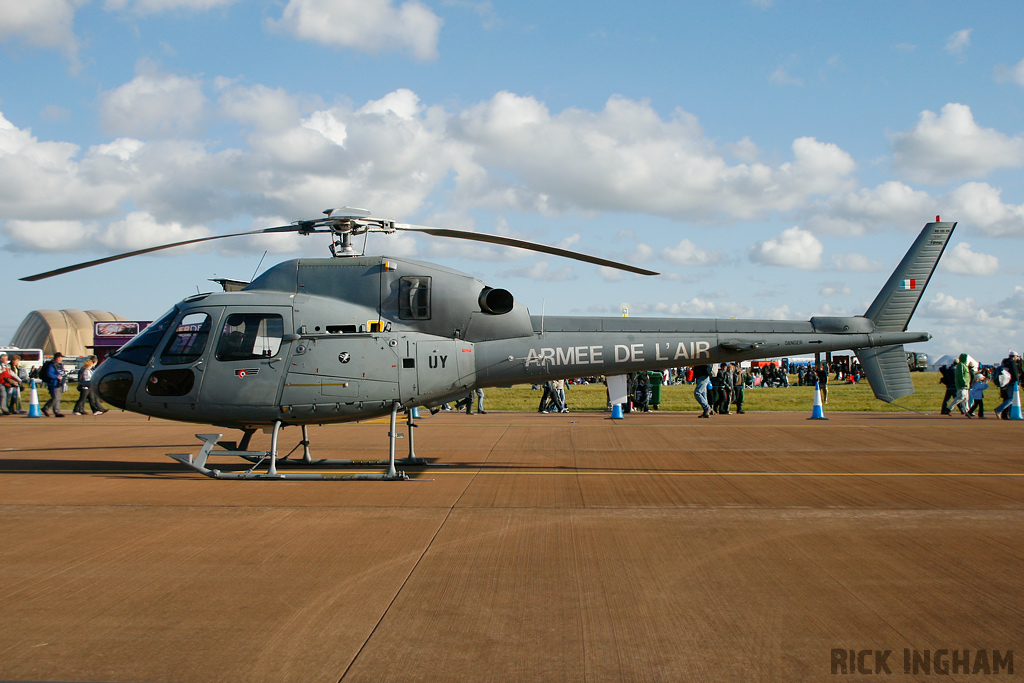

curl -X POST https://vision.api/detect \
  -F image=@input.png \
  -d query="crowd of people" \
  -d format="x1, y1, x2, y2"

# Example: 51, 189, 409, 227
939, 350, 1021, 419
0, 351, 107, 418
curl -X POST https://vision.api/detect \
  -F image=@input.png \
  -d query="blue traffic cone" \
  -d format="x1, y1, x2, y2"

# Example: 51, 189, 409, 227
27, 379, 42, 418
611, 403, 624, 419
1009, 382, 1023, 420
809, 381, 828, 420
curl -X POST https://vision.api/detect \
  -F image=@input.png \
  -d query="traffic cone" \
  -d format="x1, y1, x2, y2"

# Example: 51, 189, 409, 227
27, 379, 42, 418
611, 403, 624, 419
809, 381, 828, 420
1009, 382, 1023, 420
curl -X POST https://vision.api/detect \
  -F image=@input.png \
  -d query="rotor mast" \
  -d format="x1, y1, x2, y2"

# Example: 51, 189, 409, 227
321, 207, 395, 258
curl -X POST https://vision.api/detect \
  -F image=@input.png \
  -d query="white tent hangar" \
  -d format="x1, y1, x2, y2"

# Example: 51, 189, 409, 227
10, 309, 129, 357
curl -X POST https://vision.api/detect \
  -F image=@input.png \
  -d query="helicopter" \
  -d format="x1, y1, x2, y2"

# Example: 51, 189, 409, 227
22, 209, 956, 480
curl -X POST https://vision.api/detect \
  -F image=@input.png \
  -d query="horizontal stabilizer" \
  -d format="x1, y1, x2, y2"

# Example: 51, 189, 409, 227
856, 345, 914, 403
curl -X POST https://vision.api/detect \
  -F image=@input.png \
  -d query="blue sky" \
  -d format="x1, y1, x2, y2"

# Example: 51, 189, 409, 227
1, 0, 1021, 363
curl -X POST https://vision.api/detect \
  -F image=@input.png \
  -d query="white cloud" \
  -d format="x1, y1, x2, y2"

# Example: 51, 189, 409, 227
496, 261, 576, 282
99, 210, 212, 251
104, 0, 241, 11
660, 238, 724, 266
269, 0, 443, 61
819, 284, 852, 297
769, 67, 803, 87
940, 242, 999, 276
2, 219, 96, 252
454, 92, 856, 221
830, 253, 884, 272
0, 0, 80, 59
217, 83, 304, 132
630, 243, 655, 262
994, 57, 1024, 87
0, 113, 129, 221
598, 266, 625, 283
924, 292, 1015, 328
945, 182, 1024, 237
945, 29, 971, 58
2, 211, 210, 253
749, 226, 823, 270
98, 63, 208, 138
996, 286, 1024, 315
807, 178, 1024, 238
891, 103, 1024, 184
805, 181, 933, 235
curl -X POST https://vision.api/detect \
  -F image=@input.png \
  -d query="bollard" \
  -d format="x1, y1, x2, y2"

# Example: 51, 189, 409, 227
1009, 382, 1023, 420
809, 381, 828, 420
27, 379, 42, 418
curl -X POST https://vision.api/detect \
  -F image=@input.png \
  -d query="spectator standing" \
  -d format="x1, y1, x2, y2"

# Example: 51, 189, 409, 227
994, 351, 1021, 419
939, 365, 956, 415
815, 362, 830, 404
732, 364, 746, 414
74, 356, 107, 415
0, 353, 11, 415
947, 353, 973, 417
41, 352, 67, 417
693, 364, 712, 418
0, 354, 22, 414
968, 371, 988, 418
718, 364, 733, 415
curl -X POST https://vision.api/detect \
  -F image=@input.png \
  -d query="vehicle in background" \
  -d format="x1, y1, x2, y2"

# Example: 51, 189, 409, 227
0, 347, 44, 380
906, 351, 928, 372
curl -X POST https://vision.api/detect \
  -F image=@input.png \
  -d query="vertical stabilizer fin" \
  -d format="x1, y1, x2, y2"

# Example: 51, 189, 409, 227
864, 219, 956, 331
855, 345, 914, 402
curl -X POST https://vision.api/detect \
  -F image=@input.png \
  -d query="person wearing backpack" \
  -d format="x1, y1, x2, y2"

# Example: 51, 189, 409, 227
40, 352, 67, 417
994, 351, 1020, 419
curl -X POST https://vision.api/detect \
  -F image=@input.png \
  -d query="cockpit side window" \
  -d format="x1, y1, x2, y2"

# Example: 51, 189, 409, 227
216, 313, 284, 361
112, 308, 178, 366
399, 276, 431, 320
160, 312, 212, 365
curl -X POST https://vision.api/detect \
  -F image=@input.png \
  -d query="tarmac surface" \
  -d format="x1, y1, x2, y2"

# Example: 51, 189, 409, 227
0, 408, 1021, 683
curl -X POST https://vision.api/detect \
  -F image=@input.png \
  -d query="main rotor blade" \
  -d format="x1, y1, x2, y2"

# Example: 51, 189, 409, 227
395, 224, 659, 276
19, 224, 304, 282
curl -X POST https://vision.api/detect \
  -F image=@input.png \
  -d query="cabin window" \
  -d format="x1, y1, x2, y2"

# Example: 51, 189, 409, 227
160, 312, 212, 365
399, 276, 431, 320
216, 313, 284, 361
114, 308, 178, 366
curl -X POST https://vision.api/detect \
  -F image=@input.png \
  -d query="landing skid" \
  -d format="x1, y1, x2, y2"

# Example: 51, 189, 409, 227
269, 408, 435, 467
167, 404, 412, 480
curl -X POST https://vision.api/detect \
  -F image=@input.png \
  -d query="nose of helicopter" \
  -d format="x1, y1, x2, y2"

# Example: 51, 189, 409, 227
93, 357, 138, 409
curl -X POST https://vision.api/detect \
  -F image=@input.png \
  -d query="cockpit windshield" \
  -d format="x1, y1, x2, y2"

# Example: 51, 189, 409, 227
111, 307, 178, 366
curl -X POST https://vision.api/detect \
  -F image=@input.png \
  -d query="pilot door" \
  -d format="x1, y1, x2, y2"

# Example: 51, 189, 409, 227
137, 308, 222, 417
197, 308, 293, 407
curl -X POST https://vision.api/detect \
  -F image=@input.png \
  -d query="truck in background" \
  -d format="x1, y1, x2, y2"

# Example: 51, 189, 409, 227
906, 351, 928, 372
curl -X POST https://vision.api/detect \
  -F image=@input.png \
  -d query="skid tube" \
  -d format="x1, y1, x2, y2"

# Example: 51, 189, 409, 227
268, 408, 435, 468
167, 406, 410, 480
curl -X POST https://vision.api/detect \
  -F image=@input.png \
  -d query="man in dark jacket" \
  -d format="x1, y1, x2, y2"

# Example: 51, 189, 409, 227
994, 351, 1021, 419
41, 352, 67, 417
939, 364, 956, 415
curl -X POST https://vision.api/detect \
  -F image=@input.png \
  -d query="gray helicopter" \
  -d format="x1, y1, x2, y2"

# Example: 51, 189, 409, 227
23, 210, 955, 480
